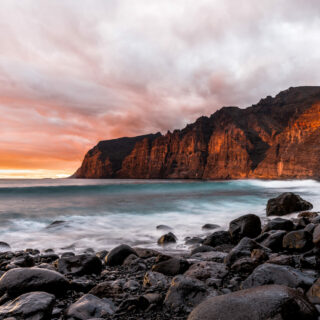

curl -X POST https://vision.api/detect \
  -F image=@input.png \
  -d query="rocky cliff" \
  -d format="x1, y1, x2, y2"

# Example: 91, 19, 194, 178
74, 86, 320, 179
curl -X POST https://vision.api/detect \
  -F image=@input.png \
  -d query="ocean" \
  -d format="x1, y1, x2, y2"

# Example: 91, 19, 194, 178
0, 179, 319, 253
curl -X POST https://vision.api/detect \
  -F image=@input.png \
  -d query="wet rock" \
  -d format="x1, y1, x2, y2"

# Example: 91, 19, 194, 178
307, 278, 320, 303
261, 230, 286, 251
251, 249, 269, 263
266, 192, 313, 216
191, 245, 215, 255
184, 261, 228, 281
305, 223, 316, 234
202, 224, 219, 230
231, 257, 257, 274
9, 253, 35, 268
203, 231, 232, 247
229, 214, 261, 242
185, 237, 203, 245
65, 294, 115, 319
282, 230, 313, 251
123, 279, 140, 291
89, 281, 123, 299
190, 251, 227, 263
0, 291, 55, 320
71, 278, 96, 293
0, 267, 69, 297
122, 254, 141, 266
156, 225, 172, 230
139, 293, 163, 309
105, 244, 137, 266
262, 218, 294, 232
40, 252, 59, 263
164, 275, 209, 312
242, 263, 315, 290
143, 271, 170, 289
267, 254, 298, 267
152, 258, 189, 276
57, 254, 102, 276
157, 232, 177, 246
95, 250, 108, 260
312, 224, 320, 247
188, 284, 318, 320
224, 237, 269, 266
46, 220, 67, 229
61, 252, 75, 258
298, 211, 319, 219
134, 247, 160, 258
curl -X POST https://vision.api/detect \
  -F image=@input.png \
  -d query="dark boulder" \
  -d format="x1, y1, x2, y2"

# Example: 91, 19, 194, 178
229, 214, 261, 242
298, 211, 319, 219
224, 237, 269, 266
242, 263, 315, 290
0, 267, 69, 297
282, 230, 313, 251
105, 244, 137, 266
152, 258, 190, 276
65, 294, 115, 319
164, 275, 209, 312
203, 231, 232, 247
191, 245, 215, 255
157, 232, 177, 246
188, 285, 318, 320
261, 230, 287, 251
184, 261, 228, 281
202, 224, 219, 230
57, 254, 102, 276
266, 193, 313, 216
262, 218, 294, 232
0, 291, 55, 320
156, 225, 172, 230
143, 271, 170, 289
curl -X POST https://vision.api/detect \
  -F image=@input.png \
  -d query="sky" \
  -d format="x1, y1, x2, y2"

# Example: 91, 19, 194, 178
1, 0, 320, 178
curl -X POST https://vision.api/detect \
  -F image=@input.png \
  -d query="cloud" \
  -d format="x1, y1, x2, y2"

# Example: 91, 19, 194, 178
1, 0, 320, 176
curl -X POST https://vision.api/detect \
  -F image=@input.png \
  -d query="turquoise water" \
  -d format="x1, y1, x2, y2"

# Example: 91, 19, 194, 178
0, 179, 318, 252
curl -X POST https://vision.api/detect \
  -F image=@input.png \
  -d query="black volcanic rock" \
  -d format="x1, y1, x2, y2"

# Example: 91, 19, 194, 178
74, 86, 320, 180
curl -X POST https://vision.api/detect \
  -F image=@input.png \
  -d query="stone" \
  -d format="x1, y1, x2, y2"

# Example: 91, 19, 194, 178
138, 293, 162, 309
224, 237, 269, 266
46, 220, 67, 229
267, 254, 297, 267
0, 242, 10, 253
57, 254, 102, 276
266, 193, 313, 216
229, 214, 261, 242
191, 245, 215, 255
305, 223, 316, 234
298, 211, 319, 219
164, 275, 208, 312
152, 258, 189, 276
89, 281, 123, 298
157, 232, 177, 246
261, 230, 287, 251
262, 218, 294, 232
312, 224, 320, 247
105, 244, 137, 266
65, 294, 115, 319
191, 251, 228, 263
185, 237, 203, 245
156, 225, 172, 230
0, 291, 55, 320
203, 231, 232, 247
134, 247, 160, 258
231, 257, 257, 274
307, 278, 320, 303
188, 284, 318, 320
143, 271, 170, 289
0, 267, 69, 297
242, 263, 315, 290
202, 224, 219, 230
123, 279, 140, 291
184, 261, 228, 281
282, 230, 313, 251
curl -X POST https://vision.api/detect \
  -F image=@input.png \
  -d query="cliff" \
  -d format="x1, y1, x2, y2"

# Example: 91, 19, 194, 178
74, 86, 320, 179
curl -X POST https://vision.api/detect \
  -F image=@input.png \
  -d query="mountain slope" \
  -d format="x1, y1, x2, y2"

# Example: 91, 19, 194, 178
74, 86, 320, 179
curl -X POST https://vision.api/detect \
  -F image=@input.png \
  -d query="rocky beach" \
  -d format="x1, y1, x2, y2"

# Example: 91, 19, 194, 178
0, 192, 319, 319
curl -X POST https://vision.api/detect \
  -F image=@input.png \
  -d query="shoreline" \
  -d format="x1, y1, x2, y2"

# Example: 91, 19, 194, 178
0, 193, 319, 319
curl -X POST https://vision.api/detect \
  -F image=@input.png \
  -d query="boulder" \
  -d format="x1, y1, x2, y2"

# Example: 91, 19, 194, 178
298, 212, 319, 219
0, 267, 69, 297
224, 237, 269, 266
57, 254, 102, 276
0, 291, 55, 320
307, 278, 320, 303
242, 263, 315, 290
164, 275, 209, 312
261, 230, 286, 251
105, 244, 137, 266
191, 251, 228, 263
185, 237, 203, 245
282, 230, 313, 251
184, 261, 228, 281
229, 214, 261, 242
89, 281, 123, 299
191, 245, 215, 255
156, 225, 172, 230
143, 271, 170, 289
203, 231, 232, 247
262, 218, 294, 232
202, 224, 219, 230
157, 232, 177, 246
152, 258, 189, 276
266, 193, 313, 216
188, 285, 317, 320
65, 294, 115, 319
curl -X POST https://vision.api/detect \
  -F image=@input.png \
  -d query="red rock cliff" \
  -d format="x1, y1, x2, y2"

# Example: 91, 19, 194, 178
73, 86, 320, 179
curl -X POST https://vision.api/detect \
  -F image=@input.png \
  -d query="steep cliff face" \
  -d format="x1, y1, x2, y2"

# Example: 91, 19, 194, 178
74, 86, 320, 179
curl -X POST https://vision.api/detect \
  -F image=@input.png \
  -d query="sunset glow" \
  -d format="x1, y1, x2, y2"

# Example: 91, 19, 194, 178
1, 0, 320, 178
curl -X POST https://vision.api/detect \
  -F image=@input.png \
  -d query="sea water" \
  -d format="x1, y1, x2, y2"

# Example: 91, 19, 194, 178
0, 179, 319, 253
